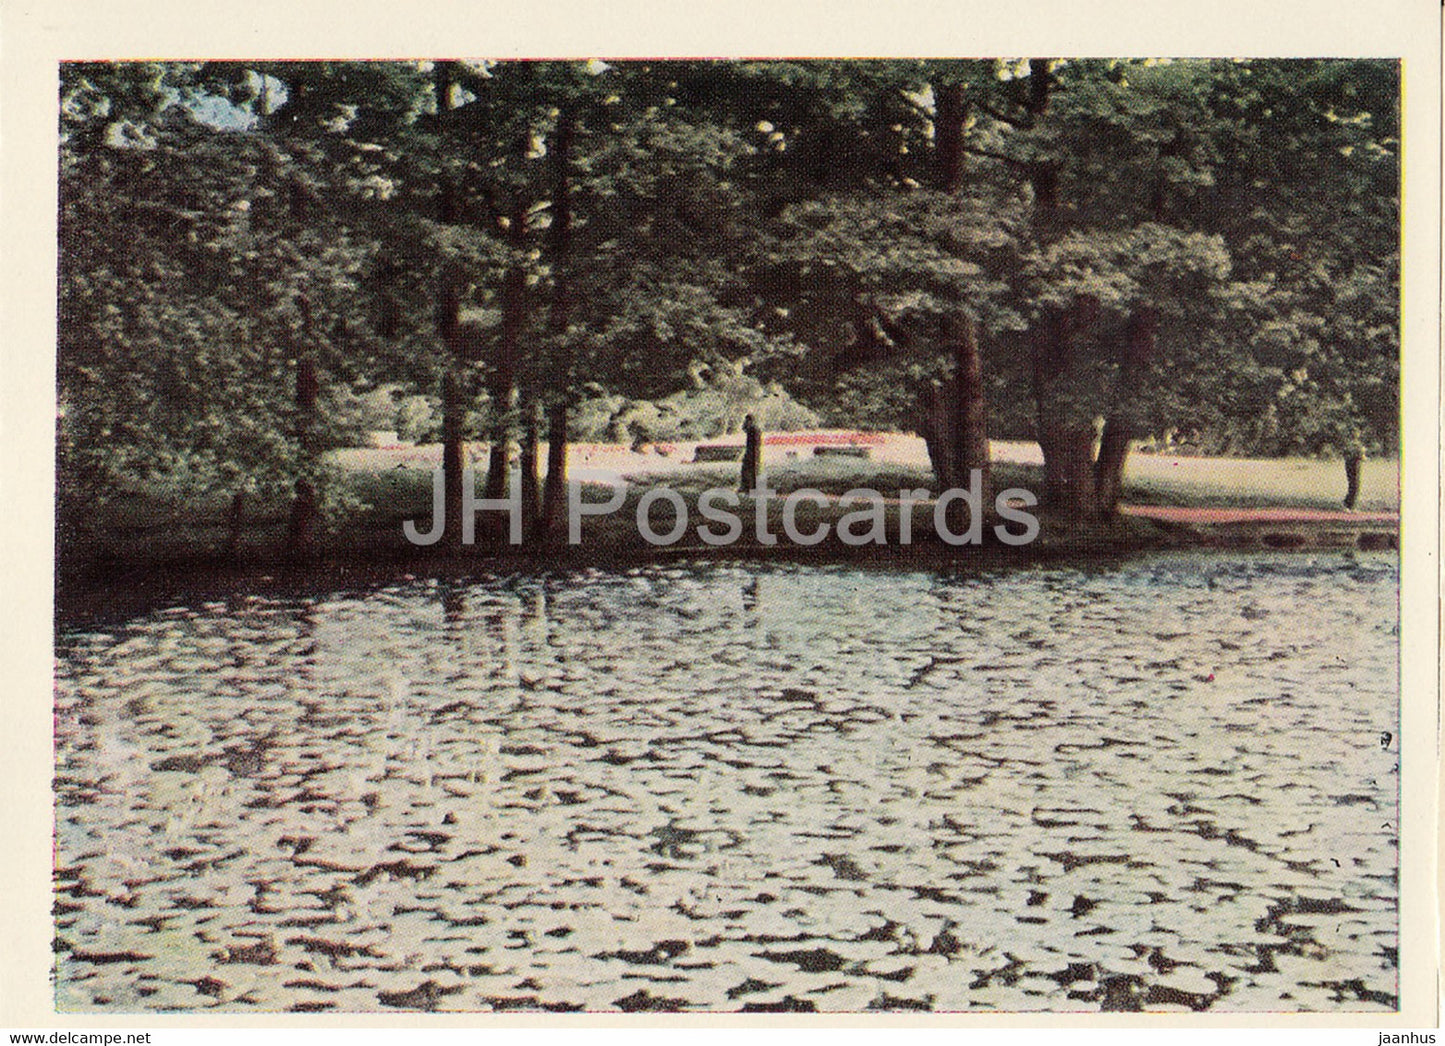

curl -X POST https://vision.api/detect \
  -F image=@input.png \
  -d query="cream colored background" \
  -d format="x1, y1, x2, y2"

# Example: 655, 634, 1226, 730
1, 0, 1439, 1030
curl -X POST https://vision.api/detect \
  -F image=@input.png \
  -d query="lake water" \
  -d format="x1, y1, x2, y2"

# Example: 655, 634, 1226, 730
53, 552, 1399, 1013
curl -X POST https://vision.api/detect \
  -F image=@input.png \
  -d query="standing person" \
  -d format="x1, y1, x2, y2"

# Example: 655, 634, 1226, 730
739, 413, 762, 493
1342, 426, 1366, 511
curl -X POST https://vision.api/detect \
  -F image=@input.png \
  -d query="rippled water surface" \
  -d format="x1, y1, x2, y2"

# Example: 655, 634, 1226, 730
54, 553, 1399, 1012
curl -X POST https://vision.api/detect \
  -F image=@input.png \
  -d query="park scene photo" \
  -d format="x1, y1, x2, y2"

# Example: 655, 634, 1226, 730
54, 58, 1400, 1013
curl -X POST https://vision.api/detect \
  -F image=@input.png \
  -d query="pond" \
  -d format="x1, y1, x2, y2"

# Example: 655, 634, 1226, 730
53, 552, 1399, 1013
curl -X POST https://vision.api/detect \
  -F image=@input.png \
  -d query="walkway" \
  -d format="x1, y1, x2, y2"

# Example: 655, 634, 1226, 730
1121, 505, 1399, 525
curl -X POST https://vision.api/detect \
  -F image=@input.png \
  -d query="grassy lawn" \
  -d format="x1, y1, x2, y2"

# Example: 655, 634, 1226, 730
341, 458, 1045, 531
58, 442, 1399, 573
1122, 454, 1399, 513
343, 451, 1398, 526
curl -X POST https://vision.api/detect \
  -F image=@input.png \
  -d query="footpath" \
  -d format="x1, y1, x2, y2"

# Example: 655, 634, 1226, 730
1121, 505, 1399, 524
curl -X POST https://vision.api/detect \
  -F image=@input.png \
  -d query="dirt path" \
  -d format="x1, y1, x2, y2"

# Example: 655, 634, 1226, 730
1121, 505, 1399, 524
331, 433, 1401, 522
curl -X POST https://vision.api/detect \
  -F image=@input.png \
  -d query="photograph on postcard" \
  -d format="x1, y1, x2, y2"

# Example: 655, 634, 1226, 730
51, 57, 1403, 1014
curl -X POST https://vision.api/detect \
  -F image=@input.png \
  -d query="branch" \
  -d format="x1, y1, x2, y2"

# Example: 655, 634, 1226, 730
898, 90, 934, 121
451, 64, 498, 102
126, 199, 205, 223
977, 101, 1032, 130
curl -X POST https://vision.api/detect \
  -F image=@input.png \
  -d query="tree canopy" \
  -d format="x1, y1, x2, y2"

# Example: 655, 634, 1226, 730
57, 58, 1399, 536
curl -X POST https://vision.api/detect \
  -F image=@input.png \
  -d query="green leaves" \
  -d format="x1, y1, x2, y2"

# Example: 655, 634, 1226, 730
1022, 224, 1231, 319
58, 55, 1402, 526
58, 105, 388, 514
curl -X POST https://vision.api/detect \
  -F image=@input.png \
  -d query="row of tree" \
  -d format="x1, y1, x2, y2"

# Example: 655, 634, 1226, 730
58, 58, 1399, 547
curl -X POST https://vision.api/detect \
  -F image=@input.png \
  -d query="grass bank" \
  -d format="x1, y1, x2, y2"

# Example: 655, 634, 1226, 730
56, 444, 1400, 621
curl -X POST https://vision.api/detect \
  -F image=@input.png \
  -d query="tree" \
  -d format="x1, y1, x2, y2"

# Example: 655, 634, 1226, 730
940, 58, 1397, 517
59, 66, 384, 554
701, 60, 1028, 503
938, 60, 1227, 516
729, 58, 1397, 517
1190, 59, 1400, 458
59, 58, 1399, 560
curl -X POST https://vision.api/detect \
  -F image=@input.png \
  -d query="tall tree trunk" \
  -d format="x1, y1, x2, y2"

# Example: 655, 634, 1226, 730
485, 202, 529, 501
540, 401, 568, 545
224, 490, 246, 562
519, 397, 541, 540
919, 381, 957, 490
1093, 308, 1159, 517
1093, 418, 1131, 516
1037, 420, 1098, 517
286, 475, 319, 555
488, 242, 528, 499
438, 277, 467, 548
934, 82, 968, 194
1031, 298, 1101, 519
536, 109, 576, 546
435, 60, 467, 548
440, 355, 465, 548
917, 313, 990, 504
286, 296, 320, 556
955, 313, 991, 509
1017, 59, 1099, 520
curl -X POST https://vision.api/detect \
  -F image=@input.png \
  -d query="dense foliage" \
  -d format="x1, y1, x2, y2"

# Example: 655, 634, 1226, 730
57, 58, 1399, 537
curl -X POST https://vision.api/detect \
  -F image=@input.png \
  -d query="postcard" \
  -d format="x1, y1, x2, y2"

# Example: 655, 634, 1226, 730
3, 0, 1439, 1033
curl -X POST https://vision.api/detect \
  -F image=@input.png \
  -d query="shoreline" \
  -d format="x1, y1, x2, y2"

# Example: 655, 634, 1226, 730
54, 434, 1401, 625
54, 510, 1399, 628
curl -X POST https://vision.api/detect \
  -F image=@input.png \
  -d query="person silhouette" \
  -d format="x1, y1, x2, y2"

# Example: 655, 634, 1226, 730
1342, 427, 1366, 511
739, 414, 762, 493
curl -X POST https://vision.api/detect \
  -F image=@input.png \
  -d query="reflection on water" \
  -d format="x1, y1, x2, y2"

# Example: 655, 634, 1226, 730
54, 553, 1399, 1012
